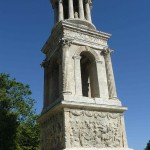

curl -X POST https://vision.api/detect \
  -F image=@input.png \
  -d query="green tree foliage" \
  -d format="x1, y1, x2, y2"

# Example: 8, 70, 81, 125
145, 140, 150, 150
0, 73, 40, 150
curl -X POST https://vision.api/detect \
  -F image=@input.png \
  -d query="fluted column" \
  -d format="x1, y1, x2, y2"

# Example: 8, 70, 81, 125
78, 0, 85, 19
58, 0, 64, 22
102, 48, 118, 99
85, 0, 92, 22
60, 39, 72, 95
68, 0, 74, 19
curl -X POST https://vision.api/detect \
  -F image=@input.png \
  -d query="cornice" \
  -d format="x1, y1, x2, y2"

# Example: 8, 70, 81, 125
41, 21, 111, 54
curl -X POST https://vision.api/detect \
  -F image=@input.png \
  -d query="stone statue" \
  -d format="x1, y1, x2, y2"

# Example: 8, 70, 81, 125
74, 12, 79, 18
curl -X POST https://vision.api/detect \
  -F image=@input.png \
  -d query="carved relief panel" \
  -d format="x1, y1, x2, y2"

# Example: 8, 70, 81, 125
65, 109, 125, 148
40, 111, 65, 150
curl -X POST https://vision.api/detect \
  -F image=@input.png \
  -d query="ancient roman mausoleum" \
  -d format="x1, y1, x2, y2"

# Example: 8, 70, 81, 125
39, 0, 133, 150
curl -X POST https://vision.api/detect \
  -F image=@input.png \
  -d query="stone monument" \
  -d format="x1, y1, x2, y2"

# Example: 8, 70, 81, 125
39, 0, 133, 150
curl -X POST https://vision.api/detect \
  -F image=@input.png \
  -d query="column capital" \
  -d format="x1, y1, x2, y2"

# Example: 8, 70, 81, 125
60, 38, 73, 48
41, 60, 50, 68
101, 48, 114, 56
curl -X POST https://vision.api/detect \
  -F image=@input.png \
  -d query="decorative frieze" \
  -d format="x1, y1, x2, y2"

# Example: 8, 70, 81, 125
66, 110, 124, 148
64, 30, 107, 47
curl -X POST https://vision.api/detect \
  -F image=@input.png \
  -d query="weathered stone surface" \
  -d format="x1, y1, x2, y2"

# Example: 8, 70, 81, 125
39, 105, 131, 150
65, 109, 127, 148
40, 111, 65, 150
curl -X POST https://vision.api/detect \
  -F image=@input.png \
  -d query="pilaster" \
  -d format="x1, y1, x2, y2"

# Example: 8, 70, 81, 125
60, 39, 73, 95
102, 48, 118, 99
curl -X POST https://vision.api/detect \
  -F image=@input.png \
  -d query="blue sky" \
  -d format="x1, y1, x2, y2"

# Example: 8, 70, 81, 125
0, 0, 150, 150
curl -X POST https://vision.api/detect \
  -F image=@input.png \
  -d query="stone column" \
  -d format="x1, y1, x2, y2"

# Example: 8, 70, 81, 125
68, 0, 74, 19
73, 56, 83, 96
54, 5, 58, 24
96, 60, 109, 99
85, 0, 92, 22
60, 39, 72, 95
58, 0, 64, 22
78, 0, 85, 19
102, 48, 118, 99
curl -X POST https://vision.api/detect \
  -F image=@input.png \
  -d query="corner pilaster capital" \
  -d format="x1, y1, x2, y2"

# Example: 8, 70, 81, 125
59, 38, 73, 48
41, 59, 50, 68
101, 47, 114, 56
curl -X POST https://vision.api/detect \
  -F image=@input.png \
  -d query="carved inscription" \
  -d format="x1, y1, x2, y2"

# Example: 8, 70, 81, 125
40, 112, 64, 150
68, 110, 123, 148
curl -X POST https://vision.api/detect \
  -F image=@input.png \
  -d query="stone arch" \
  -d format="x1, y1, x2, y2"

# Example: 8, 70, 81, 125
73, 46, 100, 62
73, 46, 100, 98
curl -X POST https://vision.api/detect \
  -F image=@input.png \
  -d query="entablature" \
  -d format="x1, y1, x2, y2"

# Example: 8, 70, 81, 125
42, 21, 111, 55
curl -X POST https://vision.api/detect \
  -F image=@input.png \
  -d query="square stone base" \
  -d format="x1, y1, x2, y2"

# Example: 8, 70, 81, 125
39, 104, 132, 150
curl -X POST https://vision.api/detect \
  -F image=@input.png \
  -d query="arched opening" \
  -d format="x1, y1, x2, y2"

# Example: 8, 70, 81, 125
80, 55, 91, 97
80, 52, 100, 98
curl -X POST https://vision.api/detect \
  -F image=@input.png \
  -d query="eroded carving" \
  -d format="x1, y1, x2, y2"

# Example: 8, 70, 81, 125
68, 110, 122, 148
60, 38, 73, 48
101, 47, 113, 56
64, 30, 107, 46
40, 112, 64, 150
